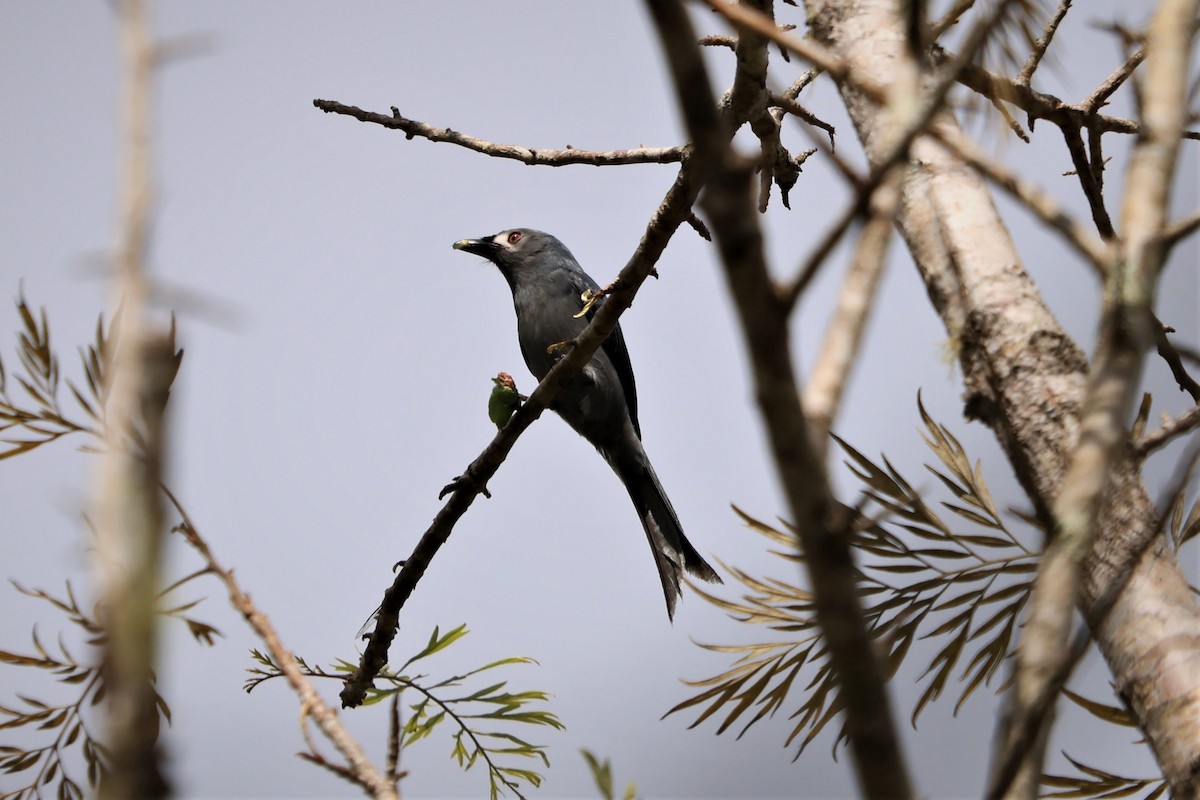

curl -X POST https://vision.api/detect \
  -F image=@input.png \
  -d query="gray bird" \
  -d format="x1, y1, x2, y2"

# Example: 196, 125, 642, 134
453, 228, 722, 620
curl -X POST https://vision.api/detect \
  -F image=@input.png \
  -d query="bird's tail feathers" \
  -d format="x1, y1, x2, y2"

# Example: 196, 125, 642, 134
610, 448, 722, 621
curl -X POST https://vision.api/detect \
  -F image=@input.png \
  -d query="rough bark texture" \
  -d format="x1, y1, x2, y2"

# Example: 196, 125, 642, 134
803, 0, 1200, 793
646, 2, 915, 795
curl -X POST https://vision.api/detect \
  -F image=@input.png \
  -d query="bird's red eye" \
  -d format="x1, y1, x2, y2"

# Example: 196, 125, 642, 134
507, 231, 522, 245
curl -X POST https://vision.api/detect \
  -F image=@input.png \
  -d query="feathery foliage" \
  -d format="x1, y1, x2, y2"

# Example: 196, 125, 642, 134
668, 397, 1041, 755
2, 296, 563, 797
0, 574, 218, 800
671, 397, 1198, 799
0, 294, 197, 800
672, 398, 1195, 796
1041, 754, 1167, 800
0, 295, 94, 459
0, 293, 181, 461
581, 749, 639, 800
244, 625, 563, 800
1037, 688, 1168, 799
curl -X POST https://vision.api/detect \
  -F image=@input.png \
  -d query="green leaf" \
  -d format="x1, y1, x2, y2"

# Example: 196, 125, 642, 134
400, 624, 470, 672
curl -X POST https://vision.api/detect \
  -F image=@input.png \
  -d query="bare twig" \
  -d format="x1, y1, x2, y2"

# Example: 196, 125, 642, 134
1135, 405, 1200, 457
929, 0, 976, 40
386, 693, 404, 783
1060, 122, 1116, 238
164, 487, 398, 798
803, 183, 895, 438
1083, 47, 1146, 113
769, 91, 837, 145
947, 53, 1200, 140
699, 33, 736, 49
312, 100, 685, 166
1154, 317, 1200, 403
1079, 47, 1146, 218
1162, 207, 1200, 252
1015, 0, 1073, 86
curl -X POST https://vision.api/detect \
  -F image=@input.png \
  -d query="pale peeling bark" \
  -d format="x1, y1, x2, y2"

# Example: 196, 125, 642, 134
803, 0, 1200, 794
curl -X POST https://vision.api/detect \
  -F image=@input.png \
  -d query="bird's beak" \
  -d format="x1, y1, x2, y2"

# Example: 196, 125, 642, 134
452, 238, 497, 257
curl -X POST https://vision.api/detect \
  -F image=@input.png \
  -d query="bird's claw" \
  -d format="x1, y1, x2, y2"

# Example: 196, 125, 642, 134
546, 340, 574, 356
439, 475, 492, 500
573, 287, 607, 319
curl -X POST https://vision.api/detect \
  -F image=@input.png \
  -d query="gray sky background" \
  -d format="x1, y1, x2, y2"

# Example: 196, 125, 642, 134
1, 2, 1196, 799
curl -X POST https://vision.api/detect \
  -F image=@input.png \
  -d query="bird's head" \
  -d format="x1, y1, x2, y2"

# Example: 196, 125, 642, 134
452, 229, 569, 287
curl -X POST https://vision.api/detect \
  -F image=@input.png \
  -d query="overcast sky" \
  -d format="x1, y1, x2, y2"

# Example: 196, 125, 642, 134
1, 2, 1196, 799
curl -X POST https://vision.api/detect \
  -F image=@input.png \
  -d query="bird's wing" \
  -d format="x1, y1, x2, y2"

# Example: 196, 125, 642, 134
567, 270, 641, 440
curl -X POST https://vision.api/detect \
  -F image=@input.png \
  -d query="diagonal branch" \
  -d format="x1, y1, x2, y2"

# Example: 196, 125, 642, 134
312, 100, 685, 166
647, 1, 914, 797
164, 487, 399, 799
932, 125, 1113, 273
1015, 0, 1073, 87
802, 184, 895, 439
1135, 405, 1200, 457
1154, 318, 1200, 403
339, 153, 710, 709
1084, 47, 1147, 113
1162, 207, 1200, 252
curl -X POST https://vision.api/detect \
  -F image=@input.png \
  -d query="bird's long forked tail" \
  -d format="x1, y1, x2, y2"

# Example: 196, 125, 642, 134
612, 450, 723, 621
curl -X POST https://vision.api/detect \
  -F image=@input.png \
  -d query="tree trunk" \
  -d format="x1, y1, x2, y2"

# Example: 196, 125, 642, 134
803, 0, 1200, 793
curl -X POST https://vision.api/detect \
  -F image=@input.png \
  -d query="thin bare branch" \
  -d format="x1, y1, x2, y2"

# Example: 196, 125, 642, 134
313, 99, 686, 166
803, 184, 895, 438
164, 487, 398, 799
770, 92, 837, 144
1155, 318, 1200, 403
1060, 122, 1116, 238
1015, 0, 1073, 86
1135, 405, 1200, 457
1083, 47, 1146, 113
699, 33, 737, 49
947, 53, 1200, 140
1163, 206, 1200, 251
929, 0, 976, 40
